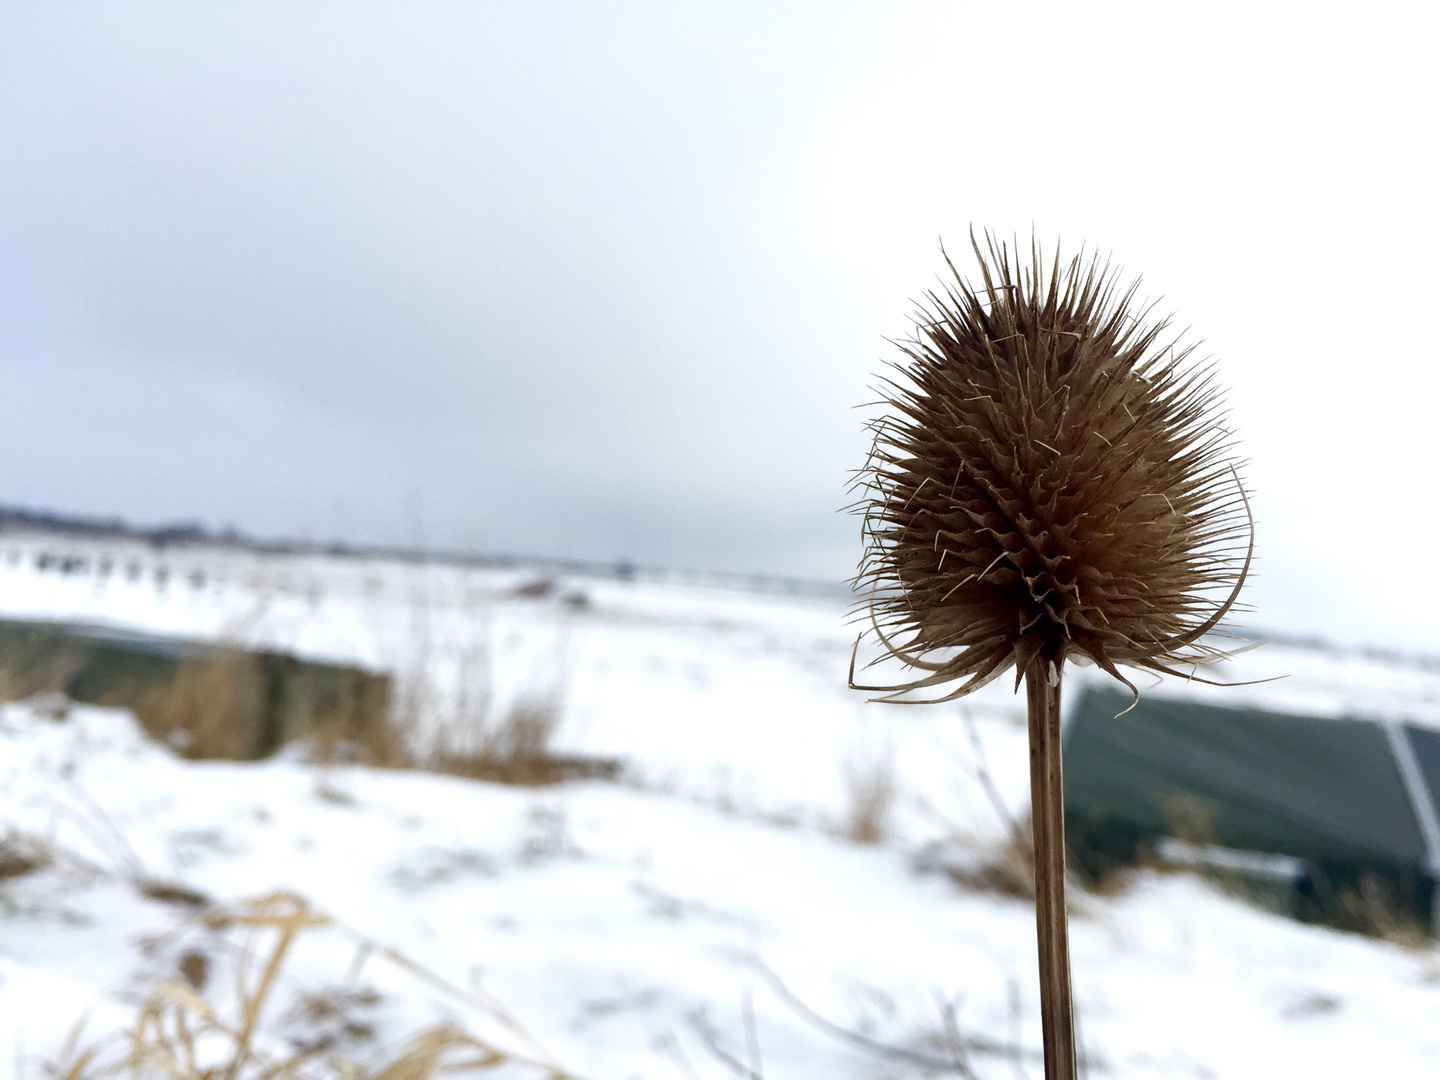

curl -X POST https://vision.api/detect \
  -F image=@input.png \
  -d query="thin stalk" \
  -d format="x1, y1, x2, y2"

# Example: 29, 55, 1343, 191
1025, 662, 1076, 1080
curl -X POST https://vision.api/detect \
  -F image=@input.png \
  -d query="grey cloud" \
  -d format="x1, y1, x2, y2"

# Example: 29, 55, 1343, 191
0, 3, 878, 574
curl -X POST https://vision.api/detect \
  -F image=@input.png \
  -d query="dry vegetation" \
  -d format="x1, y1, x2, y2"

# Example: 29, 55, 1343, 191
133, 650, 264, 761
0, 575, 589, 783
0, 582, 605, 1071
840, 746, 896, 845
394, 596, 613, 786
918, 710, 1038, 901
941, 829, 1038, 903
432, 692, 614, 786
48, 891, 581, 1080
127, 634, 592, 785
1334, 876, 1433, 947
0, 827, 51, 882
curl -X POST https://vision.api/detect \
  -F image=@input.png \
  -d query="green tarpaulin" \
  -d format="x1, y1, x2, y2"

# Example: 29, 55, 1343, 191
1063, 684, 1440, 933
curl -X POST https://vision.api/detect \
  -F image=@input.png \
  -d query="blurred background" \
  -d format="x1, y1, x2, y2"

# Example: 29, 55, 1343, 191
1, 0, 1436, 650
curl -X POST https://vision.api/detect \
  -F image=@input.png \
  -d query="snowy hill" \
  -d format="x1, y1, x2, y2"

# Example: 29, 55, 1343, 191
2, 527, 1439, 1078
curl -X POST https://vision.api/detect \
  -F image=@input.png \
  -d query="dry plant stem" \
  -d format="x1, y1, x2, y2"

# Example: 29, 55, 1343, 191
1026, 662, 1076, 1080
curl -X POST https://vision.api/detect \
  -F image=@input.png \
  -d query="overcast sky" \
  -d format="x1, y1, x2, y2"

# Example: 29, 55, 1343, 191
2, 2, 1438, 651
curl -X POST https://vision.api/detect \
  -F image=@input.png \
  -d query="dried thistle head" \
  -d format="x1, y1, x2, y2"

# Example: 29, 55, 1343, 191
852, 233, 1251, 703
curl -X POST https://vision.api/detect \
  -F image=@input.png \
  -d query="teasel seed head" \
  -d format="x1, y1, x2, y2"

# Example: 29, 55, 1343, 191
852, 232, 1252, 703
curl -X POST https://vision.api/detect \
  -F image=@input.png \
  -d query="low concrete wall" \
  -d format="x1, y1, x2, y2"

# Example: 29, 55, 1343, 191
0, 618, 391, 761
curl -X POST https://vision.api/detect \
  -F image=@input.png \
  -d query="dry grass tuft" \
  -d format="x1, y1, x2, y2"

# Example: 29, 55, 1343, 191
136, 878, 212, 908
917, 821, 1037, 903
480, 695, 563, 767
949, 832, 1037, 902
133, 651, 262, 760
840, 749, 896, 845
0, 827, 52, 881
512, 579, 554, 599
131, 650, 401, 767
919, 711, 1037, 900
398, 600, 612, 787
50, 890, 581, 1080
434, 690, 617, 787
1334, 876, 1431, 948
0, 624, 88, 704
309, 700, 413, 770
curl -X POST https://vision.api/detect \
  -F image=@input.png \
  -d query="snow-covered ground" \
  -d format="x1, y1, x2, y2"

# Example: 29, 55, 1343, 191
2, 529, 1439, 1078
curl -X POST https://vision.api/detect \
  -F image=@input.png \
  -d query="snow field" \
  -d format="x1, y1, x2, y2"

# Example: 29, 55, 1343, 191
1, 532, 1439, 1077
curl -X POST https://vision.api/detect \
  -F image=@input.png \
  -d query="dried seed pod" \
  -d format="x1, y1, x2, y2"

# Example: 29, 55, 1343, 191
852, 233, 1252, 702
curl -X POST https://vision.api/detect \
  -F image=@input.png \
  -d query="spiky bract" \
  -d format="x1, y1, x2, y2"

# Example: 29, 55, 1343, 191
853, 235, 1251, 703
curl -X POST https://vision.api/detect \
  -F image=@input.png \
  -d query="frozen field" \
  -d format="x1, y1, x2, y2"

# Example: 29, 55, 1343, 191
2, 529, 1439, 1078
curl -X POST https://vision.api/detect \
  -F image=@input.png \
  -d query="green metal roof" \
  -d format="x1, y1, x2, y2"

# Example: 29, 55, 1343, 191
1063, 684, 1432, 870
